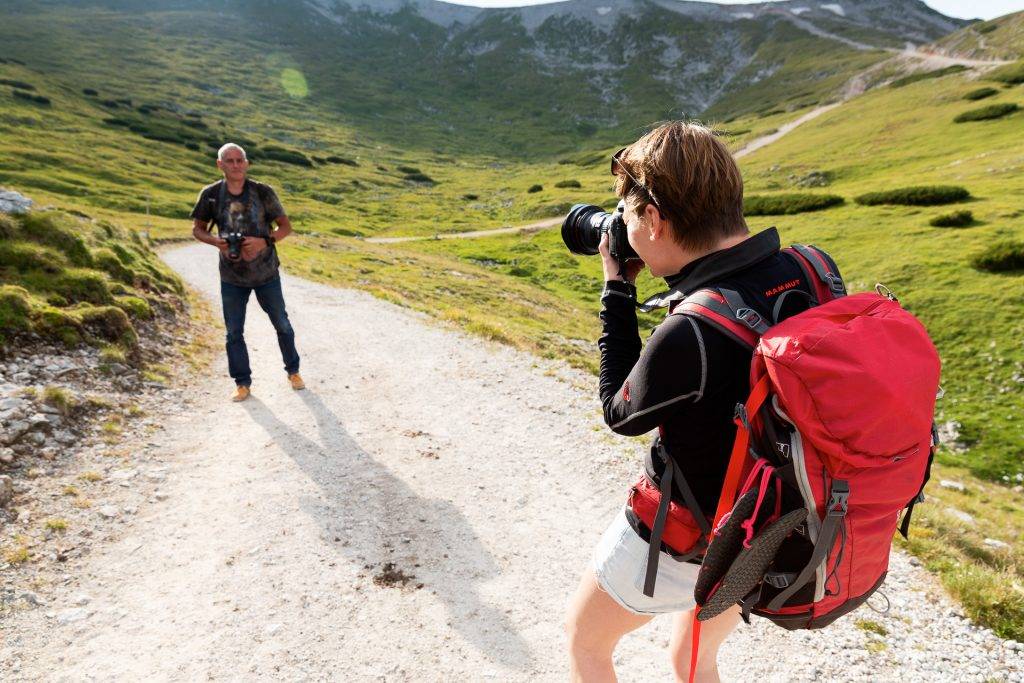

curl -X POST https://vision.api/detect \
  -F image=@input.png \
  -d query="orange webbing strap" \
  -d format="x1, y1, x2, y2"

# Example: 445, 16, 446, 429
689, 374, 771, 683
711, 375, 772, 531
688, 607, 702, 683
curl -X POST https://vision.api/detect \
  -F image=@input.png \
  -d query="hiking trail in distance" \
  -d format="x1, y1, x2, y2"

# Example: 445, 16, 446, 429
0, 244, 1017, 681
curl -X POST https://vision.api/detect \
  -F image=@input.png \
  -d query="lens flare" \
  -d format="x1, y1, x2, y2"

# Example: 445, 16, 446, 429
280, 68, 309, 98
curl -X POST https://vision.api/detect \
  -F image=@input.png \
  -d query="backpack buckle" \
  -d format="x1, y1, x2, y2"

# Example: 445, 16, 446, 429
827, 481, 850, 516
825, 273, 845, 295
764, 572, 795, 589
734, 403, 751, 431
735, 308, 764, 330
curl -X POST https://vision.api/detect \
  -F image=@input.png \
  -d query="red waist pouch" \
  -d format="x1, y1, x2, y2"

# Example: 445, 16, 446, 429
628, 475, 705, 555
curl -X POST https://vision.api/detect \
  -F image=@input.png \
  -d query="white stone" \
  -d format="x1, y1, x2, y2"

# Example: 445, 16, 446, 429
0, 188, 33, 214
939, 480, 966, 492
97, 505, 119, 519
55, 608, 89, 625
983, 538, 1010, 551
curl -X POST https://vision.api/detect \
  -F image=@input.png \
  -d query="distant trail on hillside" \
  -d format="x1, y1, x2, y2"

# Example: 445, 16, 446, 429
364, 217, 561, 244
733, 45, 1011, 161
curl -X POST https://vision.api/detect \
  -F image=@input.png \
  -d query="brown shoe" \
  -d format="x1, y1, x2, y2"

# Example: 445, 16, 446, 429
232, 385, 251, 402
288, 373, 305, 390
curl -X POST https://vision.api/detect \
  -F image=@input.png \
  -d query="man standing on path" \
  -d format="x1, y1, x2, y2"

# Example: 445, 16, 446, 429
190, 142, 304, 402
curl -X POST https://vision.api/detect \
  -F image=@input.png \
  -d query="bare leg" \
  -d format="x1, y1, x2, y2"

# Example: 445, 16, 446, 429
565, 570, 652, 683
668, 606, 741, 683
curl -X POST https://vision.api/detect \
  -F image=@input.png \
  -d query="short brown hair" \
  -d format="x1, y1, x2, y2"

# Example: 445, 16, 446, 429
614, 121, 747, 252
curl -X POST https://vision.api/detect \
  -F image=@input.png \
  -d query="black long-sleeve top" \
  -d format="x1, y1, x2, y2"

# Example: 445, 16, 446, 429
599, 228, 839, 513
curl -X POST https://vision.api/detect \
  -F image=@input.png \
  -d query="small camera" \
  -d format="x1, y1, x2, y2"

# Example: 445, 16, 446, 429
222, 232, 245, 260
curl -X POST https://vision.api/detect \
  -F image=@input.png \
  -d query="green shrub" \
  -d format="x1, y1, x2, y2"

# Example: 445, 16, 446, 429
326, 155, 358, 166
971, 241, 1024, 273
988, 60, 1024, 85
82, 88, 98, 96
929, 210, 974, 227
12, 90, 51, 106
954, 103, 1019, 123
0, 242, 66, 272
0, 79, 34, 90
403, 172, 436, 184
890, 65, 969, 88
17, 213, 92, 266
743, 193, 844, 215
976, 22, 998, 34
462, 194, 479, 201
555, 180, 581, 189
963, 87, 999, 101
256, 145, 312, 167
527, 184, 543, 193
855, 186, 971, 206
396, 165, 421, 174
92, 248, 134, 283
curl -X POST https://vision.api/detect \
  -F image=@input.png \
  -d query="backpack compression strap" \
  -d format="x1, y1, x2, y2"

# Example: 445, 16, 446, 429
784, 245, 846, 304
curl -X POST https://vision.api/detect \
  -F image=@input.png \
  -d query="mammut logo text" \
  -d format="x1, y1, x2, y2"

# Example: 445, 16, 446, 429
765, 279, 801, 297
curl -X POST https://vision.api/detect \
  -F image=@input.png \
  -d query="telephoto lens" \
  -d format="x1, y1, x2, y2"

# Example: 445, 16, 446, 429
561, 201, 639, 263
561, 204, 607, 256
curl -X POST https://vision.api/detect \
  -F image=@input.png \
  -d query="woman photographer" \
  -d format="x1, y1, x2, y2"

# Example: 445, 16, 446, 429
564, 121, 836, 682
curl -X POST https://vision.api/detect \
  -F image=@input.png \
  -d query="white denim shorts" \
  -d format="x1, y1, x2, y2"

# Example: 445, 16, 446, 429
592, 507, 699, 615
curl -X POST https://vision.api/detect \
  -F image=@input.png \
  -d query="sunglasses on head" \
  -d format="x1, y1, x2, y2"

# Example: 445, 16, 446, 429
611, 147, 663, 215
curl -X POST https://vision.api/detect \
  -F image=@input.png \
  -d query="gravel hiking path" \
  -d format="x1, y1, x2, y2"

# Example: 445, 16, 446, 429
1, 245, 1019, 682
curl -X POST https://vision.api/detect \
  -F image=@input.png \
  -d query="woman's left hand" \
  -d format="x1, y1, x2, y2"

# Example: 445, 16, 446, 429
599, 233, 646, 283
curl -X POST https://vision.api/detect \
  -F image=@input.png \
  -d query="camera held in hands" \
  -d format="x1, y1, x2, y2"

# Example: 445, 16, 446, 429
222, 232, 245, 260
561, 200, 640, 266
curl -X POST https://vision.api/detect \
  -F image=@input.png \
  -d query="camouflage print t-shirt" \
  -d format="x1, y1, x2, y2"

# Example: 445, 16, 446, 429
190, 179, 286, 287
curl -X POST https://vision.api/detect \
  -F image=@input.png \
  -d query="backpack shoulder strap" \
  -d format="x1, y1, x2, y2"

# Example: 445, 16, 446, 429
670, 287, 766, 350
784, 245, 846, 304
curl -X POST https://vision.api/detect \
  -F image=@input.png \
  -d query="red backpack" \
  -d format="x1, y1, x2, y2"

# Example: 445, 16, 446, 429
663, 246, 941, 682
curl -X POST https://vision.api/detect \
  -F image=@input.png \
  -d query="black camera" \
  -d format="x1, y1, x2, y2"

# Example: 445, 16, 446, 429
561, 201, 640, 265
221, 232, 245, 260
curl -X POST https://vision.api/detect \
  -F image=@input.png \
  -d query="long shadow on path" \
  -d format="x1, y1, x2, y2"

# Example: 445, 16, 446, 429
241, 391, 534, 670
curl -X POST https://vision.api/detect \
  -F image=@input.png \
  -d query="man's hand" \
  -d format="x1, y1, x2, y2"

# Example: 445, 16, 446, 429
215, 238, 230, 257
599, 233, 645, 284
240, 236, 267, 262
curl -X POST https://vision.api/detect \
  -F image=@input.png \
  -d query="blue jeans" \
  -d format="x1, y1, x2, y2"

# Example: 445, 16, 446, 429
220, 277, 300, 387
